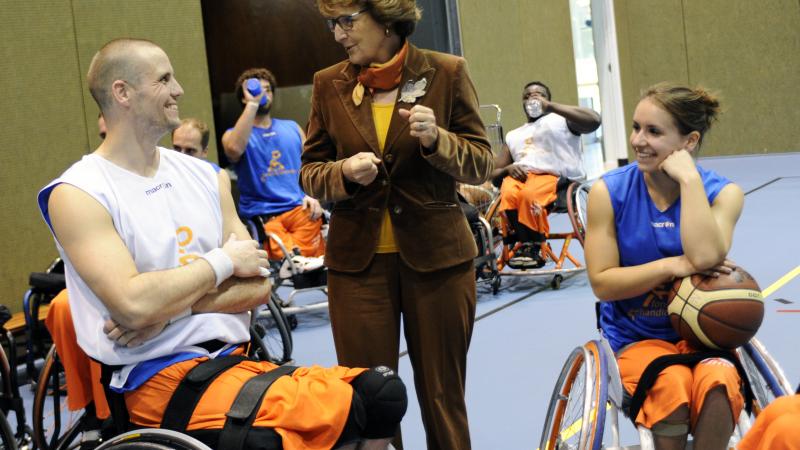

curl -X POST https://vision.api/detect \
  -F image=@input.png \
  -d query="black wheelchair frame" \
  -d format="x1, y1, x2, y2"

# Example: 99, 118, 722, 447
0, 320, 32, 449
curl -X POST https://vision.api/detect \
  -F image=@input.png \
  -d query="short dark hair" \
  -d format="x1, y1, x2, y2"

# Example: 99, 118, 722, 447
235, 68, 278, 104
523, 81, 552, 101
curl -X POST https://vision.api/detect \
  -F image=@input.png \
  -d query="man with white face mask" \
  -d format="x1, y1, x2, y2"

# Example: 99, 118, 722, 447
492, 81, 601, 268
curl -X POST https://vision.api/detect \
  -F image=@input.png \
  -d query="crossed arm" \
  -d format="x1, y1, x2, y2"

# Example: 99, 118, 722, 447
48, 170, 270, 344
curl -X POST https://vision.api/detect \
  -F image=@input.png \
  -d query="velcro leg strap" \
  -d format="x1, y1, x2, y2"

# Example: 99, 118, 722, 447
627, 350, 753, 424
161, 355, 247, 432
217, 365, 298, 450
99, 363, 130, 434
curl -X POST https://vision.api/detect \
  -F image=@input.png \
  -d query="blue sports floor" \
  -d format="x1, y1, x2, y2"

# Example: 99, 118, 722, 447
285, 152, 800, 449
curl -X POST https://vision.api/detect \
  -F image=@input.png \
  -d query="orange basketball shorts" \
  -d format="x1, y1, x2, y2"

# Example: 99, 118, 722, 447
125, 354, 365, 450
263, 205, 325, 260
617, 339, 743, 430
499, 173, 558, 235
44, 290, 110, 418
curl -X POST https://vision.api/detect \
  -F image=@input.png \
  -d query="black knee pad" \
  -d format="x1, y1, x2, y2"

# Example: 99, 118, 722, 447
334, 391, 367, 448
350, 366, 407, 439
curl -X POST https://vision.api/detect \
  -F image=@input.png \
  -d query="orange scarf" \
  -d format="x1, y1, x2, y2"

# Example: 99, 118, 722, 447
352, 40, 409, 106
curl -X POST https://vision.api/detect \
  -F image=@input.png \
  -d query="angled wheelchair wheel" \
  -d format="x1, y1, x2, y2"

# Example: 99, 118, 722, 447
0, 409, 16, 450
33, 346, 90, 450
737, 338, 793, 413
250, 292, 293, 365
540, 341, 607, 450
95, 429, 212, 450
566, 181, 591, 247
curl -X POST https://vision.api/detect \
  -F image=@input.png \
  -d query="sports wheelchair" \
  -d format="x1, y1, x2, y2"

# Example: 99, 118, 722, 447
18, 258, 65, 384
458, 186, 502, 294
0, 257, 69, 450
242, 215, 329, 329
30, 276, 292, 449
0, 306, 35, 449
539, 333, 793, 450
465, 178, 592, 293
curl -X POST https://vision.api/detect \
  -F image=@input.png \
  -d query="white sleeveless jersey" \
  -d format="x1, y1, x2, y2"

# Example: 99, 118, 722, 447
505, 113, 585, 180
38, 149, 250, 370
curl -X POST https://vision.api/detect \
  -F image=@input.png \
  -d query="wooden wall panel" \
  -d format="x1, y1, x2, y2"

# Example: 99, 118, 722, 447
202, 0, 345, 160
0, 0, 214, 311
0, 1, 87, 312
683, 0, 800, 154
615, 0, 800, 156
458, 0, 579, 135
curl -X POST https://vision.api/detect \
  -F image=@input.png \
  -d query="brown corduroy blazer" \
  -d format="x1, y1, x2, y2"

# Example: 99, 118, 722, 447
300, 44, 493, 273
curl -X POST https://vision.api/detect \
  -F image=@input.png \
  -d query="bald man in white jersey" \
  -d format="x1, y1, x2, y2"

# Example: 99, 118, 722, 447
38, 38, 405, 450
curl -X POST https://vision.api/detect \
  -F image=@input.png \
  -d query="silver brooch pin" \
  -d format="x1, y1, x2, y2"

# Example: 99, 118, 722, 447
399, 78, 427, 104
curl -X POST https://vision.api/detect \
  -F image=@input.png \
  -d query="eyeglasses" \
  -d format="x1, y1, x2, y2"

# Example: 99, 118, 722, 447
325, 9, 368, 32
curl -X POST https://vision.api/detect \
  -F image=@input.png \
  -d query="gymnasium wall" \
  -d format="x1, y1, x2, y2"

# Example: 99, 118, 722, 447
457, 0, 579, 143
615, 0, 800, 157
0, 0, 214, 312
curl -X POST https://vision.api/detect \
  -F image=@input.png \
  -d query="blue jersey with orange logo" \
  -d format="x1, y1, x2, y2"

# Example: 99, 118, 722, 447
232, 118, 305, 217
599, 162, 731, 352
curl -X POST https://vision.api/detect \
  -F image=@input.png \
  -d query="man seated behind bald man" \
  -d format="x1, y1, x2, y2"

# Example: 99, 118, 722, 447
172, 117, 231, 189
38, 38, 405, 450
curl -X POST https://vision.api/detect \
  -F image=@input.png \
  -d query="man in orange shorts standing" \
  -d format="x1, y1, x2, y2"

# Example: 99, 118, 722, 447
39, 38, 405, 450
493, 81, 600, 268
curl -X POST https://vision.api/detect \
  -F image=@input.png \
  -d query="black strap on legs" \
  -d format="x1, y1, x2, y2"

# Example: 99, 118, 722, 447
548, 176, 572, 214
161, 354, 247, 432
217, 365, 298, 450
627, 350, 754, 423
99, 363, 131, 435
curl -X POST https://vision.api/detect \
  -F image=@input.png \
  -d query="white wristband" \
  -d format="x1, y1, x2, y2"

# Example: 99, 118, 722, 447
202, 248, 234, 287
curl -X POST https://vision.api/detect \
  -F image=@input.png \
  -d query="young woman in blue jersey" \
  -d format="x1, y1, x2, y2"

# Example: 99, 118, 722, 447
585, 82, 745, 450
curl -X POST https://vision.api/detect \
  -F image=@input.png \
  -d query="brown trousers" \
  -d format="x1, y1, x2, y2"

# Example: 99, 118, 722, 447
328, 253, 476, 450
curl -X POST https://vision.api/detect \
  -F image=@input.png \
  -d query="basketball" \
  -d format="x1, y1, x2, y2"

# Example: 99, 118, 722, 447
667, 267, 764, 350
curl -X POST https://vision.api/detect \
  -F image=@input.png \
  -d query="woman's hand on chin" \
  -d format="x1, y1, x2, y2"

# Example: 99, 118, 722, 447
660, 149, 700, 185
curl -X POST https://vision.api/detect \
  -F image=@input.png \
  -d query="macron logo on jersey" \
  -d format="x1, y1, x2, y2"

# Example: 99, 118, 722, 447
651, 220, 675, 229
145, 182, 173, 196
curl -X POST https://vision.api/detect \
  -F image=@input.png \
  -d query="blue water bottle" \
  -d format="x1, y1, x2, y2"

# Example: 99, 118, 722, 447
246, 78, 268, 107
